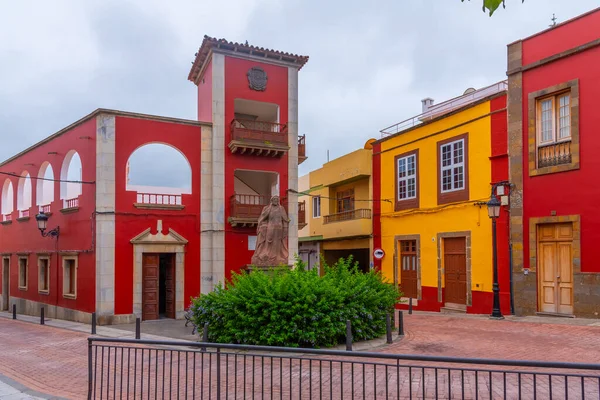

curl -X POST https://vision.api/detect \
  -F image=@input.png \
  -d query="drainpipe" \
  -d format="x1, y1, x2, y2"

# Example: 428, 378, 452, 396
509, 242, 515, 315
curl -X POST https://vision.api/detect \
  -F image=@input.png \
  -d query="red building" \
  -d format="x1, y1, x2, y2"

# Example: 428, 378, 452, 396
0, 36, 308, 324
508, 8, 600, 318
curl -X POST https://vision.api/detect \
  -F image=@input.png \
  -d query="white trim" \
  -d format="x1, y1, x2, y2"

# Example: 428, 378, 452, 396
440, 139, 465, 193
312, 196, 321, 218
397, 154, 417, 200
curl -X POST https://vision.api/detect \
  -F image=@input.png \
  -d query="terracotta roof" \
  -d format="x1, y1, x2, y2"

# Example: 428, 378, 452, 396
188, 35, 309, 83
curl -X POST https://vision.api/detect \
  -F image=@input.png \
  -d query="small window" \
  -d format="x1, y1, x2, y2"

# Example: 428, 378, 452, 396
536, 91, 572, 168
437, 134, 469, 205
336, 189, 354, 213
18, 257, 28, 290
38, 257, 50, 294
63, 257, 77, 298
394, 150, 419, 211
312, 196, 321, 218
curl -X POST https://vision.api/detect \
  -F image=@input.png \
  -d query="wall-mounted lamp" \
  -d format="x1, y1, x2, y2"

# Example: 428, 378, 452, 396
35, 212, 60, 239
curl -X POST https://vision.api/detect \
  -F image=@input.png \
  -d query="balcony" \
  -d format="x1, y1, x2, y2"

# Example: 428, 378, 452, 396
322, 209, 372, 240
298, 200, 306, 229
229, 119, 289, 157
538, 141, 572, 168
228, 193, 271, 227
134, 192, 184, 210
39, 204, 51, 214
298, 135, 307, 164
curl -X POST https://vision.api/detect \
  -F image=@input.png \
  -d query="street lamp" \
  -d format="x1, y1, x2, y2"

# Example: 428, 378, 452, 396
486, 193, 503, 319
35, 212, 60, 239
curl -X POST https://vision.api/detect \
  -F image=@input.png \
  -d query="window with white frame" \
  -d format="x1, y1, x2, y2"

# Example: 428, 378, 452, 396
397, 154, 417, 200
440, 139, 465, 193
537, 91, 571, 145
312, 196, 321, 218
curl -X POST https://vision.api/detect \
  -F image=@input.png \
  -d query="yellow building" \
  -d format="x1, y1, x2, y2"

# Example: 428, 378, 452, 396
373, 83, 511, 314
298, 141, 375, 273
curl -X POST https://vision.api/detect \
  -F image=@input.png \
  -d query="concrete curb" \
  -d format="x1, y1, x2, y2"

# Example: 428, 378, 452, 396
0, 372, 69, 400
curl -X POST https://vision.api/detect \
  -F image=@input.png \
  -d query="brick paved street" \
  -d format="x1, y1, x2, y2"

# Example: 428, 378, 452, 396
1, 313, 599, 399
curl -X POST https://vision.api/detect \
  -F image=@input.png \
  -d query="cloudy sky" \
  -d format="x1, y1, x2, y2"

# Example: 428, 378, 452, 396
1, 0, 598, 185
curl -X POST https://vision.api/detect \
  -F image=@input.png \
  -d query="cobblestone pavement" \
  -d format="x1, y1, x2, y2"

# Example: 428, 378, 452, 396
1, 313, 599, 399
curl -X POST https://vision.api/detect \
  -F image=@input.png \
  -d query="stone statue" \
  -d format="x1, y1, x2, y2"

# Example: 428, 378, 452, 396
251, 196, 290, 267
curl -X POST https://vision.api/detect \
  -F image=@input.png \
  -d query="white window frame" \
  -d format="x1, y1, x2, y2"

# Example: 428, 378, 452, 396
312, 196, 321, 218
536, 91, 572, 146
440, 139, 465, 193
38, 256, 50, 294
18, 257, 28, 290
62, 256, 78, 299
397, 154, 417, 201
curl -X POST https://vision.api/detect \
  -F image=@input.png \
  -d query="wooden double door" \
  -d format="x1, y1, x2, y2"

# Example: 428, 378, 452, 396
537, 223, 574, 315
444, 237, 467, 306
142, 253, 176, 321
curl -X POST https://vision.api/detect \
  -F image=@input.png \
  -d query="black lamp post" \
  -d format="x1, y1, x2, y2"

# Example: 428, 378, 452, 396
486, 193, 503, 319
35, 212, 60, 239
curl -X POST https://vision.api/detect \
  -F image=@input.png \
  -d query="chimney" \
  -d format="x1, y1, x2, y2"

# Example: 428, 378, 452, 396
421, 97, 434, 113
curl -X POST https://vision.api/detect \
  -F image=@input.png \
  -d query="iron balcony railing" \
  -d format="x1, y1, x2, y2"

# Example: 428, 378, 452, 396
323, 208, 372, 224
88, 337, 600, 399
538, 141, 572, 168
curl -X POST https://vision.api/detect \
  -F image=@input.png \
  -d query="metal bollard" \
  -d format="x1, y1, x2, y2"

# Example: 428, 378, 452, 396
40, 307, 45, 325
408, 297, 413, 315
201, 323, 209, 352
386, 313, 393, 344
12, 304, 16, 320
135, 317, 141, 339
398, 310, 405, 336
91, 312, 97, 335
346, 320, 352, 351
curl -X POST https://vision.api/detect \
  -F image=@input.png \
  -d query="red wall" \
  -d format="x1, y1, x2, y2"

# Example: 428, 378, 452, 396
521, 9, 600, 66
0, 118, 97, 313
197, 59, 213, 123
521, 37, 600, 273
113, 116, 202, 315
223, 56, 290, 281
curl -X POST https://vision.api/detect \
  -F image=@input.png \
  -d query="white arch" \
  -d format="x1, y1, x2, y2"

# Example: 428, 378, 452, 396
126, 143, 192, 195
1, 179, 14, 216
17, 172, 32, 211
60, 150, 82, 200
36, 161, 55, 206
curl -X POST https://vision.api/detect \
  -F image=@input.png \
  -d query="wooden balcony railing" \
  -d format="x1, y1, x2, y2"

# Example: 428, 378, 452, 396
298, 200, 306, 225
39, 204, 51, 214
323, 209, 372, 224
538, 141, 572, 168
18, 209, 30, 219
298, 135, 306, 159
136, 193, 182, 206
230, 119, 288, 145
64, 198, 79, 209
230, 193, 272, 220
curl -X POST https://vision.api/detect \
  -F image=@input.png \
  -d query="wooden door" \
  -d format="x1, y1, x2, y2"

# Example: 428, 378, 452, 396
538, 223, 574, 315
444, 237, 467, 305
164, 255, 175, 319
142, 254, 159, 321
399, 240, 418, 299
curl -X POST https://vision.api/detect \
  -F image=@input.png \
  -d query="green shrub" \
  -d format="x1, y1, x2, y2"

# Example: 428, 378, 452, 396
189, 256, 401, 348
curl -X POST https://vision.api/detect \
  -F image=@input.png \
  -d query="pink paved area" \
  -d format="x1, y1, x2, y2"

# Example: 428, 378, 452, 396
1, 313, 599, 399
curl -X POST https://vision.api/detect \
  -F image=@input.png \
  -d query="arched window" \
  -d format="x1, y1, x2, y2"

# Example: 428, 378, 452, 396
37, 162, 55, 212
60, 150, 82, 208
126, 143, 191, 206
1, 179, 14, 221
17, 172, 32, 218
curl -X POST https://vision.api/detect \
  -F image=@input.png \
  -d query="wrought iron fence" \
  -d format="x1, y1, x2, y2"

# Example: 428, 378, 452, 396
88, 337, 600, 399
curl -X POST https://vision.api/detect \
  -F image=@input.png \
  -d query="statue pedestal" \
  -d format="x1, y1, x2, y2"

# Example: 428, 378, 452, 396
243, 264, 292, 274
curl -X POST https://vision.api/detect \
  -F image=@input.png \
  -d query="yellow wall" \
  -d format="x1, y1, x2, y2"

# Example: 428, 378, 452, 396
379, 101, 494, 294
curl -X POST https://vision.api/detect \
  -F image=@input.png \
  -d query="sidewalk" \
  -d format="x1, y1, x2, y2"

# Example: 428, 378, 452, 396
0, 373, 57, 400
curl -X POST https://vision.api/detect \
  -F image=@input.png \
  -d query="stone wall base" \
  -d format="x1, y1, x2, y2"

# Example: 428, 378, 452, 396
9, 297, 93, 324
513, 271, 600, 318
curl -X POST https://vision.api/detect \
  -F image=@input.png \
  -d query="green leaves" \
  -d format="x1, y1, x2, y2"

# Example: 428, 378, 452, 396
461, 0, 525, 16
189, 256, 401, 348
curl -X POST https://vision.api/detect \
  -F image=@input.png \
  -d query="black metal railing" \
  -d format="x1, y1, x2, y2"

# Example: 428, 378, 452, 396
88, 337, 600, 399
